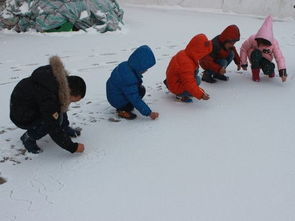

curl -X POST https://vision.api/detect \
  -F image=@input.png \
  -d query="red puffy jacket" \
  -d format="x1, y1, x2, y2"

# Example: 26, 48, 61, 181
166, 34, 212, 99
200, 25, 241, 73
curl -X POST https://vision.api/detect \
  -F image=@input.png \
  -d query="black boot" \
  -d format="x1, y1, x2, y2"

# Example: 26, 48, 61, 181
214, 74, 229, 81
163, 79, 167, 86
20, 132, 42, 154
202, 71, 216, 83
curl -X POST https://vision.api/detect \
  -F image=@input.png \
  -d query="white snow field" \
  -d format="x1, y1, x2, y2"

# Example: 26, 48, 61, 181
1, 4, 295, 221
120, 0, 295, 18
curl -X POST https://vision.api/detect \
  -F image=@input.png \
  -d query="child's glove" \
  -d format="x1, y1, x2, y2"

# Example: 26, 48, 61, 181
149, 112, 159, 120
237, 64, 241, 71
201, 92, 210, 100
241, 64, 248, 71
219, 67, 226, 75
279, 69, 287, 82
64, 127, 82, 138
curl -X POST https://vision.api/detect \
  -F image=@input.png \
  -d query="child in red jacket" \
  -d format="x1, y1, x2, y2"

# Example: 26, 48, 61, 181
200, 25, 241, 83
164, 34, 212, 103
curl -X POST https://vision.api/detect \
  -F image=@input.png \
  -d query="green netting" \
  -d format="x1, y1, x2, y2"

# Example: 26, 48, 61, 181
0, 0, 124, 32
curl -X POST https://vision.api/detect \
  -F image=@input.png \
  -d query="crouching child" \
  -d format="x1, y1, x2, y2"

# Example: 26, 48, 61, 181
106, 45, 159, 120
240, 16, 287, 82
200, 25, 241, 83
164, 34, 212, 103
10, 56, 86, 154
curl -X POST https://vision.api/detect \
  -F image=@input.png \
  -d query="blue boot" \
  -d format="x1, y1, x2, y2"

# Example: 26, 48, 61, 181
176, 95, 193, 103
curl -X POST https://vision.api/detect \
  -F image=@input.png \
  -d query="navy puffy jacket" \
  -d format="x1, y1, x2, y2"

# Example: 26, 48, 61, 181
106, 45, 156, 116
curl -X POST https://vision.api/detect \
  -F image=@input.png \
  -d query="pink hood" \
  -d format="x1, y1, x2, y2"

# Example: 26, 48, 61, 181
255, 16, 274, 43
240, 16, 286, 70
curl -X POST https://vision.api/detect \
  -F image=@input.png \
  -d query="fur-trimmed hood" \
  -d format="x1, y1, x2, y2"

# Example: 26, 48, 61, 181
31, 56, 70, 113
49, 56, 70, 113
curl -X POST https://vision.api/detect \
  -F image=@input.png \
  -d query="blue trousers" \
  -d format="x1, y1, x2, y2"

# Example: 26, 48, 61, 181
206, 51, 234, 76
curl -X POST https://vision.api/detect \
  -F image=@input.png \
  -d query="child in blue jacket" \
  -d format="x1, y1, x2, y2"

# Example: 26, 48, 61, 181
106, 45, 159, 120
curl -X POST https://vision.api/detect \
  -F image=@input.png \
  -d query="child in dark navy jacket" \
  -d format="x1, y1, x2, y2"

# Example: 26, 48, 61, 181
106, 45, 159, 120
10, 56, 86, 154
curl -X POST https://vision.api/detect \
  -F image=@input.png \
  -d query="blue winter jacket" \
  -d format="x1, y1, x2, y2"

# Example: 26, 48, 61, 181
106, 45, 156, 116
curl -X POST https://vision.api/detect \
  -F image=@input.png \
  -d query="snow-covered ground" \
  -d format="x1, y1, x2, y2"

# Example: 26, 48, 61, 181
120, 0, 295, 19
1, 4, 295, 221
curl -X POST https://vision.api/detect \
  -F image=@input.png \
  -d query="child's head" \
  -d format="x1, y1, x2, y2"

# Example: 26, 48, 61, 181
224, 40, 237, 50
128, 45, 156, 74
185, 34, 212, 61
255, 38, 272, 47
67, 76, 86, 102
219, 25, 240, 50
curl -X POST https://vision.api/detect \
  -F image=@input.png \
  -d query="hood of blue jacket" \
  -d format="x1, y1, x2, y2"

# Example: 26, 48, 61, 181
128, 45, 156, 74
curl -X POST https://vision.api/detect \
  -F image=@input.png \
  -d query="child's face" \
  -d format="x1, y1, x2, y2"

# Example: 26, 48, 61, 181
259, 43, 269, 47
70, 96, 82, 103
224, 41, 235, 50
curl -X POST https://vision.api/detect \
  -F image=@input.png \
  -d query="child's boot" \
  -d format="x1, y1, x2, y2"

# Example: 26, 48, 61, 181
202, 71, 216, 83
252, 68, 260, 82
117, 110, 137, 120
268, 73, 275, 78
214, 74, 229, 81
176, 95, 193, 103
20, 132, 42, 154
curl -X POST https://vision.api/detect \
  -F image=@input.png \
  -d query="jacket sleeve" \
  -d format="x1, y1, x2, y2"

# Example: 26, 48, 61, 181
38, 93, 78, 153
200, 54, 222, 73
233, 46, 241, 65
273, 39, 286, 70
240, 36, 253, 65
179, 66, 204, 100
122, 83, 152, 116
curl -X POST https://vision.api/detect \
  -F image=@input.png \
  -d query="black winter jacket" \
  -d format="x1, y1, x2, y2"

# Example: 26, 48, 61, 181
10, 56, 78, 153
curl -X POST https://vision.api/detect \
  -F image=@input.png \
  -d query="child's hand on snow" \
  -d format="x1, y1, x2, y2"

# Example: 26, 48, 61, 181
76, 143, 85, 153
219, 67, 226, 75
149, 112, 159, 120
202, 93, 210, 100
279, 69, 287, 82
281, 76, 287, 82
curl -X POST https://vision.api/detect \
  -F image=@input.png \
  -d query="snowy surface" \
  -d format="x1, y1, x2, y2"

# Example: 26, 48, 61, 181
119, 0, 295, 18
1, 5, 295, 221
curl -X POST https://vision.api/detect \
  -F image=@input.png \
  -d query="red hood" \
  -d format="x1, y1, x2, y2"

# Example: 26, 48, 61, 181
219, 25, 240, 43
185, 34, 212, 62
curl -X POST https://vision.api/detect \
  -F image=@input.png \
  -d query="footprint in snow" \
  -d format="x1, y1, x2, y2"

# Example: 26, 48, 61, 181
71, 105, 81, 109
105, 61, 119, 65
100, 52, 117, 56
168, 45, 178, 49
23, 63, 39, 67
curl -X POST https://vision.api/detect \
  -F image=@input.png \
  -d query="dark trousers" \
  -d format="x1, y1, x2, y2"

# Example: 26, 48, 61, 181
117, 85, 146, 112
25, 113, 69, 140
250, 49, 275, 75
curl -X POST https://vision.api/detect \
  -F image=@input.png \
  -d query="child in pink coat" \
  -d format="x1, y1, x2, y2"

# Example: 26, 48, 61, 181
240, 16, 287, 82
